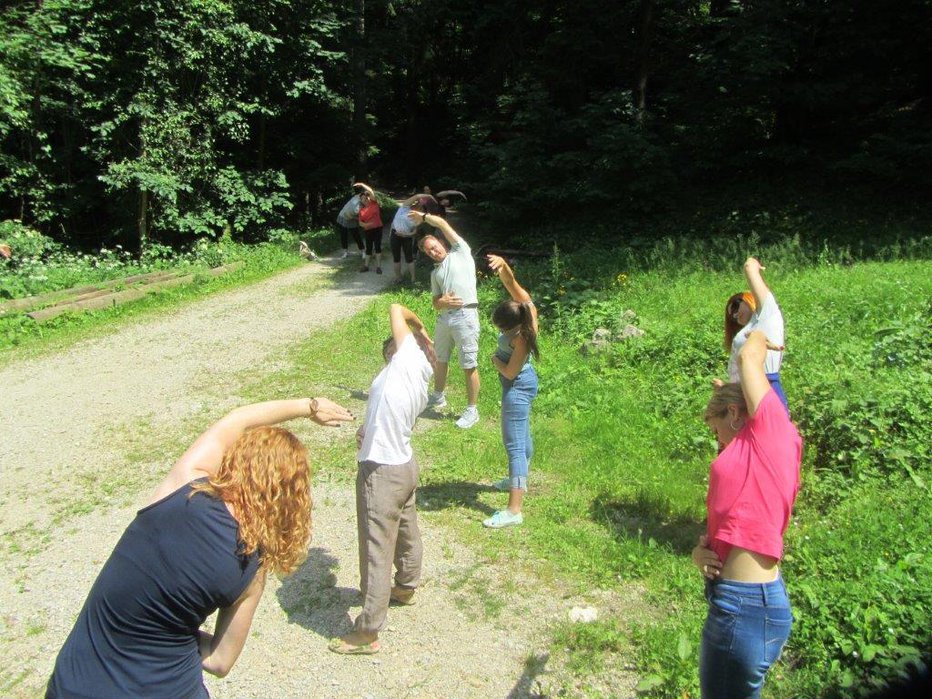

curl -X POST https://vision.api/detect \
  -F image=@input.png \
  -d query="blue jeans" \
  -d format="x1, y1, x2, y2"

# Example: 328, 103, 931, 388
766, 372, 790, 417
500, 364, 539, 490
699, 576, 793, 699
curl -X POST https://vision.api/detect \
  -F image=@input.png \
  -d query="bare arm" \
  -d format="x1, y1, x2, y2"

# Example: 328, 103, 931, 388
487, 254, 537, 333
388, 303, 434, 357
199, 571, 266, 678
743, 257, 770, 310
148, 398, 354, 506
420, 212, 463, 246
738, 330, 781, 416
352, 182, 375, 197
492, 335, 531, 380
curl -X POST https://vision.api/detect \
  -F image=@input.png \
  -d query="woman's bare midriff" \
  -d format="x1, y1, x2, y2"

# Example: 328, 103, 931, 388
720, 546, 779, 582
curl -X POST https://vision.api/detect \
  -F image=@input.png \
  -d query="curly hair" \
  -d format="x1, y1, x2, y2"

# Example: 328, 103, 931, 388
723, 292, 757, 350
191, 426, 311, 575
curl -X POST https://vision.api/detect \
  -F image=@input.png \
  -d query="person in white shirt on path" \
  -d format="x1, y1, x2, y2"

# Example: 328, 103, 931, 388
328, 304, 435, 655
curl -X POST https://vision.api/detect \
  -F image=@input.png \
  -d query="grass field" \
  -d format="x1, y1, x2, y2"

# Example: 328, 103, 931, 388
249, 230, 931, 698
5, 213, 929, 697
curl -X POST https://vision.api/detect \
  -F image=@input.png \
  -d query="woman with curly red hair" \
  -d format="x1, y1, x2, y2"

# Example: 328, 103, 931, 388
46, 397, 353, 698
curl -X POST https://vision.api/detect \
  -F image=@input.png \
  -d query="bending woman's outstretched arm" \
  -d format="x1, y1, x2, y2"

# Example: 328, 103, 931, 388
149, 399, 354, 506
487, 254, 537, 332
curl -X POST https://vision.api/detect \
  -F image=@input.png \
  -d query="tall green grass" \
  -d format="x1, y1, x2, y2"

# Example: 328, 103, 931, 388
247, 230, 930, 698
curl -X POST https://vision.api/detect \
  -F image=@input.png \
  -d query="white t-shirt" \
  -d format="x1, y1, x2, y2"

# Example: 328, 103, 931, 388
337, 195, 362, 227
357, 334, 433, 465
392, 206, 417, 236
728, 291, 785, 382
430, 240, 478, 307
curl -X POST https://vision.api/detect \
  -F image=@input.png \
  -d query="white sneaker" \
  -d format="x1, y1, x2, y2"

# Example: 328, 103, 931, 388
340, 250, 349, 259
455, 407, 479, 429
427, 392, 447, 410
483, 510, 523, 528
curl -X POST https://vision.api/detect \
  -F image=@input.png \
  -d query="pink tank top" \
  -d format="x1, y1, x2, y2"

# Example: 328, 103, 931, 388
706, 390, 802, 563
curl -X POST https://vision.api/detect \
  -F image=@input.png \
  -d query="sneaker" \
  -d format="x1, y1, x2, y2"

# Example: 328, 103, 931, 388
376, 267, 383, 275
455, 406, 479, 429
427, 392, 447, 410
483, 510, 523, 528
493, 477, 511, 492
341, 250, 349, 259
359, 265, 369, 273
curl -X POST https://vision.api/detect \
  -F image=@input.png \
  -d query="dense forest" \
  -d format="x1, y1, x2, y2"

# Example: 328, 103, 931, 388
2, 0, 930, 251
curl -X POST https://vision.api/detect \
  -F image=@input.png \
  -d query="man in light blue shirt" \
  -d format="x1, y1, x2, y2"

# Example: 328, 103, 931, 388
410, 210, 480, 429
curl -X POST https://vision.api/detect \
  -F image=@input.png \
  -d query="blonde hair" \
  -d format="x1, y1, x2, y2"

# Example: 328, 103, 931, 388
704, 383, 748, 422
191, 426, 311, 575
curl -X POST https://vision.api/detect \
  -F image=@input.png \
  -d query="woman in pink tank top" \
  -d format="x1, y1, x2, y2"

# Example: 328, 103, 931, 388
692, 330, 802, 698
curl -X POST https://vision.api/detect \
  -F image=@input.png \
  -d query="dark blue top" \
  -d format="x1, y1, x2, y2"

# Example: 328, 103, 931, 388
47, 480, 260, 698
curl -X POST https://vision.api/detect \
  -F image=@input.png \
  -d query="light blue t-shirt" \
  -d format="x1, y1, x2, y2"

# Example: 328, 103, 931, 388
392, 206, 417, 236
337, 195, 362, 227
430, 240, 478, 306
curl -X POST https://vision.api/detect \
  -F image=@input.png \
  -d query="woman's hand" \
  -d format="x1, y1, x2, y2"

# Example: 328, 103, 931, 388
744, 256, 765, 274
309, 397, 355, 426
692, 535, 723, 580
487, 254, 507, 274
355, 425, 365, 449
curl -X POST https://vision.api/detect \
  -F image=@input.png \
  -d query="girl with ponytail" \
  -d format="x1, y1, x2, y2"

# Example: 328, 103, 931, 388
484, 255, 540, 529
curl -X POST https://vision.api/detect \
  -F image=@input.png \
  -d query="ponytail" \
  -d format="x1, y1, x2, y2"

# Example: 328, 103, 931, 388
519, 303, 540, 360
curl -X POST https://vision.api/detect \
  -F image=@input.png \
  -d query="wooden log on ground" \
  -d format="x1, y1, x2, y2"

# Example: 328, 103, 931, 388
0, 269, 185, 317
26, 262, 244, 323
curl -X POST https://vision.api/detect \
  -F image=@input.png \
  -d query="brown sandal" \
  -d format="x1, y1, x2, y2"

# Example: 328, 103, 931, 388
328, 636, 381, 655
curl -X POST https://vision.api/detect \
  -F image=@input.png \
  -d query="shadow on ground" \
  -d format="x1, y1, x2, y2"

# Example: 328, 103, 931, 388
417, 480, 499, 516
591, 492, 703, 556
507, 651, 551, 699
276, 547, 358, 638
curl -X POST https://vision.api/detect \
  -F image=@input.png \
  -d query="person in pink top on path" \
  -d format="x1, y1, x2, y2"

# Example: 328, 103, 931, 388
692, 330, 802, 698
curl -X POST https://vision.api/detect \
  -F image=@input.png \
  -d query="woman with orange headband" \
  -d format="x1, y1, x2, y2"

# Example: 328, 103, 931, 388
719, 257, 788, 414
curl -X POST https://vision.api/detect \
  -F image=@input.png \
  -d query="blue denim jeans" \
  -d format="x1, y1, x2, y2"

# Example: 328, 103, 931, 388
699, 576, 792, 699
500, 364, 539, 490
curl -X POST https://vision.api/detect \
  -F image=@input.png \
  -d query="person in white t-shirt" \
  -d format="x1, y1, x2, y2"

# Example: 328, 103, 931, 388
717, 257, 789, 414
329, 304, 435, 655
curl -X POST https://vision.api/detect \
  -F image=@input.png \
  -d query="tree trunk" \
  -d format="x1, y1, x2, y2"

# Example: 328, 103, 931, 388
633, 0, 655, 125
138, 124, 149, 252
352, 0, 367, 179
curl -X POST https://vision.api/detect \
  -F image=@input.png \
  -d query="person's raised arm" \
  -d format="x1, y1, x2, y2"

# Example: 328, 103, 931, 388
389, 303, 433, 353
743, 257, 770, 310
487, 254, 537, 333
410, 210, 463, 246
399, 193, 436, 207
171, 399, 354, 483
738, 330, 782, 416
199, 570, 266, 677
352, 182, 375, 197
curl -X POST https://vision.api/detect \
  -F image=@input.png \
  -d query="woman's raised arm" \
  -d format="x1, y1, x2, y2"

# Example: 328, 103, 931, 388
743, 257, 771, 310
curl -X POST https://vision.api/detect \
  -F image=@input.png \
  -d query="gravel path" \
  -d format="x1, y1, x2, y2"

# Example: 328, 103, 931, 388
0, 242, 639, 698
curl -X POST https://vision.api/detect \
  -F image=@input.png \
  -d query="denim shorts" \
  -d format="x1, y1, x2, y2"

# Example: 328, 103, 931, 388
699, 576, 793, 699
